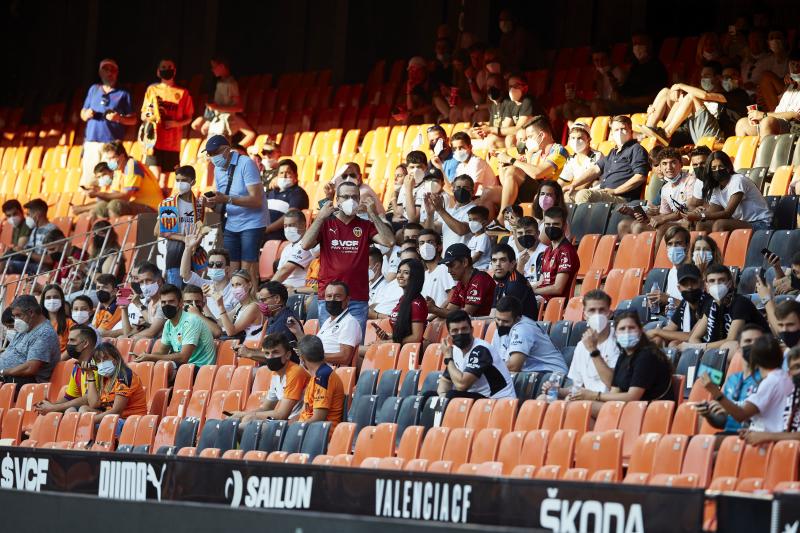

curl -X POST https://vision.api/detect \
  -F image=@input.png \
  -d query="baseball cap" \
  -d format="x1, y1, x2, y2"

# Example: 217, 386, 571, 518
99, 58, 118, 71
439, 243, 471, 265
677, 264, 702, 283
202, 135, 230, 154
408, 56, 426, 70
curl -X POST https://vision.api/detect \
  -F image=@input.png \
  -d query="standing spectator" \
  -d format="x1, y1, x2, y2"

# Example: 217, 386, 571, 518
156, 165, 205, 287
567, 115, 650, 204
5, 199, 55, 274
492, 296, 566, 373
140, 58, 194, 182
272, 209, 318, 291
264, 159, 309, 242
180, 232, 238, 320
0, 295, 60, 384
296, 335, 345, 429
558, 123, 601, 193
491, 244, 538, 320
535, 207, 580, 302
424, 174, 476, 251
437, 310, 516, 399
2, 199, 31, 252
203, 135, 268, 284
301, 182, 394, 328
647, 264, 710, 347
389, 258, 428, 345
428, 243, 495, 318
418, 230, 456, 311
192, 55, 255, 147
79, 59, 135, 186
497, 9, 532, 71
736, 51, 800, 138
615, 34, 668, 112
94, 141, 164, 216
326, 163, 385, 217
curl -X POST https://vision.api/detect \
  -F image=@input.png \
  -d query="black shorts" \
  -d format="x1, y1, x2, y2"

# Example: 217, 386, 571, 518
516, 174, 539, 203
145, 148, 180, 171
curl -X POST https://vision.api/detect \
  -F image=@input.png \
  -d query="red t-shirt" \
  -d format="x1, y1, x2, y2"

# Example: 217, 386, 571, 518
539, 239, 580, 301
449, 270, 496, 317
390, 295, 429, 327
317, 216, 378, 301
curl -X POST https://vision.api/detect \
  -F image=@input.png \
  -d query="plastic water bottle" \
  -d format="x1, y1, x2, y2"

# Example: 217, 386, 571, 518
665, 297, 677, 321
546, 374, 561, 403
649, 283, 661, 316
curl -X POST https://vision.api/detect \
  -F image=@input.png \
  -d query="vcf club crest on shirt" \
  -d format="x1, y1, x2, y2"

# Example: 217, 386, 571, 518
159, 206, 179, 233
353, 227, 363, 238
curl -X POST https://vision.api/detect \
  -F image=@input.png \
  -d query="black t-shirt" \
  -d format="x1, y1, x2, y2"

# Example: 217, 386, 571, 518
669, 294, 710, 332
501, 96, 536, 124
718, 88, 753, 136
265, 185, 310, 241
699, 294, 768, 342
611, 347, 674, 401
493, 271, 538, 320
619, 59, 668, 98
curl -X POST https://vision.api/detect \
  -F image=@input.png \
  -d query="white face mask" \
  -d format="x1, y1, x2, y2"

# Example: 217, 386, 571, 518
369, 265, 381, 282
25, 216, 36, 229
99, 175, 113, 188
611, 129, 626, 147
708, 283, 729, 302
568, 138, 587, 153
468, 220, 484, 233
14, 318, 29, 334
453, 149, 469, 163
284, 227, 302, 243
43, 298, 62, 312
72, 310, 91, 325
276, 177, 293, 191
525, 137, 540, 153
140, 282, 159, 299
700, 78, 715, 91
587, 313, 609, 333
339, 198, 358, 216
424, 180, 440, 194
176, 181, 192, 195
410, 168, 425, 185
97, 360, 116, 377
721, 78, 738, 92
261, 158, 277, 169
419, 242, 436, 261
7, 216, 21, 227
693, 250, 714, 265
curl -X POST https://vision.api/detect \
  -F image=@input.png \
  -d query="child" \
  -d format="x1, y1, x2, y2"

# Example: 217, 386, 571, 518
467, 205, 492, 271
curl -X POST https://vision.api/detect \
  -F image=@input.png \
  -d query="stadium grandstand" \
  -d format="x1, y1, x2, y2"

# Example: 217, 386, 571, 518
2, 1, 800, 531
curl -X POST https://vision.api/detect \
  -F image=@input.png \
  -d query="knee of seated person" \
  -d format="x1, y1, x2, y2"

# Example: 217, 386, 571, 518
574, 189, 592, 204
711, 219, 729, 233
93, 201, 109, 218
760, 116, 780, 134
617, 218, 633, 236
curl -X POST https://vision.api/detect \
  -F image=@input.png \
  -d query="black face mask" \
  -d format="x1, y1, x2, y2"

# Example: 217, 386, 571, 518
96, 290, 112, 304
780, 330, 800, 348
265, 357, 286, 372
496, 325, 512, 337
159, 68, 175, 80
711, 169, 730, 183
791, 273, 800, 291
680, 288, 703, 305
487, 87, 502, 101
453, 187, 472, 204
325, 300, 344, 317
451, 333, 472, 350
162, 304, 178, 320
544, 226, 564, 242
131, 282, 142, 296
516, 141, 527, 154
66, 343, 82, 360
518, 235, 536, 250
741, 345, 752, 364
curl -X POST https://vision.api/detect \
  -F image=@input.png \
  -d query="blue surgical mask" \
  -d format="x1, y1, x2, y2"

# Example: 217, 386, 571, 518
97, 360, 116, 377
211, 153, 228, 168
617, 332, 640, 349
667, 246, 686, 266
106, 159, 118, 171
208, 268, 226, 281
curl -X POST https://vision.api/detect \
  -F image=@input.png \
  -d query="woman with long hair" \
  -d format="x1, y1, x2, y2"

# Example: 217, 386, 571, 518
216, 269, 262, 342
390, 258, 428, 345
532, 179, 568, 228
88, 220, 125, 280
39, 284, 72, 356
691, 235, 723, 278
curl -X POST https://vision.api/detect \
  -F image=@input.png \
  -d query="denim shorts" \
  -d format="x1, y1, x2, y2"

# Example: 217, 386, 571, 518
750, 220, 772, 231
223, 227, 265, 262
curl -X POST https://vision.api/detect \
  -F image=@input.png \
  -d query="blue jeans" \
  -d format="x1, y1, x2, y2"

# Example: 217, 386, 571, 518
165, 268, 183, 289
223, 227, 265, 263
317, 299, 368, 339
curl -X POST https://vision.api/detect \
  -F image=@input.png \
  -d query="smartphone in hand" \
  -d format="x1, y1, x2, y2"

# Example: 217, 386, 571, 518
118, 286, 133, 306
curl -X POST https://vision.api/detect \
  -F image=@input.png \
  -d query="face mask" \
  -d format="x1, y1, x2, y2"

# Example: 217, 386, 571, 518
453, 149, 469, 163
419, 243, 436, 261
568, 138, 587, 153
667, 246, 687, 266
99, 175, 113, 188
262, 158, 277, 169
106, 159, 118, 171
176, 181, 192, 195
708, 283, 729, 302
453, 187, 472, 204
504, 221, 515, 232
780, 330, 800, 348
518, 235, 536, 250
711, 169, 730, 183
72, 310, 91, 325
451, 333, 472, 350
516, 141, 527, 154
232, 287, 248, 302
587, 313, 609, 332
339, 198, 358, 216
25, 216, 36, 229
7, 216, 21, 227
700, 78, 715, 91
525, 137, 539, 153
499, 21, 512, 33
680, 288, 703, 305
468, 220, 483, 234
97, 360, 116, 377
741, 345, 752, 364
410, 168, 425, 185
284, 227, 302, 243
768, 39, 783, 53
210, 153, 228, 168
162, 304, 179, 320
538, 195, 555, 212
693, 250, 713, 265
791, 73, 800, 83
14, 318, 29, 334
208, 268, 226, 282
611, 130, 625, 147
617, 332, 640, 349
276, 177, 293, 191
43, 299, 62, 312
265, 357, 286, 372
544, 226, 564, 242
424, 180, 441, 194
96, 290, 112, 304
325, 300, 344, 316
632, 45, 647, 61
159, 68, 175, 80
5, 330, 17, 344
257, 302, 274, 317
721, 78, 738, 92
140, 282, 159, 299
496, 325, 512, 337
66, 343, 82, 360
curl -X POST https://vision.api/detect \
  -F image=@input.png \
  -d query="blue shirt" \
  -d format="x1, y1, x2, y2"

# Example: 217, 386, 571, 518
82, 85, 133, 142
491, 316, 567, 373
214, 151, 269, 232
442, 155, 460, 182
722, 370, 761, 432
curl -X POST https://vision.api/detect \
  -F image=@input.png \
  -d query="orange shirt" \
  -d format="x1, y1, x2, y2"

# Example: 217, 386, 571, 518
99, 366, 148, 418
141, 82, 194, 152
50, 317, 74, 353
93, 303, 121, 333
298, 363, 344, 429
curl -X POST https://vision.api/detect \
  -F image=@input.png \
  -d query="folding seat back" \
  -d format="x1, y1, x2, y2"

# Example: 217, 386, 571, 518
428, 460, 454, 474
299, 421, 332, 459
513, 372, 544, 400
117, 415, 141, 448
353, 369, 379, 401
243, 450, 268, 461
352, 394, 379, 435
396, 426, 424, 461
419, 396, 449, 430
375, 370, 401, 403
73, 412, 96, 446
91, 415, 120, 451
562, 401, 591, 436
626, 433, 662, 475
395, 395, 423, 444
722, 228, 753, 268
744, 230, 773, 268
541, 400, 566, 433
196, 420, 221, 452
618, 401, 647, 458
712, 436, 746, 479
442, 427, 475, 468
193, 365, 218, 392
240, 420, 262, 452
47, 361, 76, 402
52, 412, 80, 446
514, 400, 548, 431
496, 431, 525, 474
352, 423, 397, 466
738, 442, 773, 479
185, 390, 210, 420
441, 398, 473, 428
542, 298, 566, 324
0, 408, 23, 444
545, 429, 577, 470
211, 365, 236, 394
327, 422, 356, 456
204, 390, 227, 421
279, 422, 308, 453
470, 428, 502, 464
764, 441, 800, 490
173, 363, 196, 392
258, 420, 288, 453
594, 401, 624, 432
419, 427, 450, 462
671, 401, 699, 435
174, 418, 200, 450
419, 371, 442, 397
214, 418, 240, 453
252, 367, 273, 393
574, 430, 623, 480
0, 382, 16, 411
576, 234, 600, 277
398, 369, 420, 398
641, 400, 675, 434
587, 234, 618, 275
375, 396, 403, 424
680, 434, 715, 487
132, 415, 158, 450
465, 399, 495, 431
363, 343, 400, 372
652, 434, 688, 477
486, 398, 518, 434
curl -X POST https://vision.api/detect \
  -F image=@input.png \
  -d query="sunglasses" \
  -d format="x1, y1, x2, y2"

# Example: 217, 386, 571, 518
342, 172, 358, 179
208, 261, 226, 268
261, 149, 276, 156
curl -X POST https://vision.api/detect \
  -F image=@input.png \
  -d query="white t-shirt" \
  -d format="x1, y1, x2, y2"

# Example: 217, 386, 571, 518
277, 242, 318, 288
746, 369, 794, 432
449, 338, 516, 399
422, 264, 456, 308
665, 266, 682, 301
434, 202, 474, 251
512, 241, 548, 285
267, 372, 304, 419
468, 232, 492, 271
559, 151, 601, 183
369, 275, 388, 304
372, 279, 403, 315
317, 310, 362, 354
184, 272, 237, 319
695, 174, 771, 224
567, 329, 620, 393
455, 155, 497, 191
775, 88, 800, 114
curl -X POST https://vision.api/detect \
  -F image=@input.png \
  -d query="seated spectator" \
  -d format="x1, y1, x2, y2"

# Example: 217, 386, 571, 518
571, 311, 673, 414
92, 274, 122, 337
415, 169, 451, 225
685, 264, 768, 350
428, 243, 495, 318
691, 235, 723, 279
501, 204, 523, 236
491, 116, 568, 217
437, 309, 516, 399
40, 284, 72, 356
388, 258, 428, 345
535, 206, 580, 302
0, 309, 13, 349
87, 220, 126, 280
5, 199, 56, 274
512, 216, 548, 285
296, 335, 345, 428
737, 49, 800, 137
80, 342, 147, 433
450, 133, 498, 192
133, 284, 216, 366
468, 73, 508, 149
215, 270, 261, 342
701, 335, 793, 432
402, 56, 436, 124
687, 151, 772, 232
757, 298, 800, 352
388, 164, 408, 217
549, 81, 591, 128
70, 295, 96, 330
256, 281, 299, 342
2, 199, 31, 252
466, 206, 491, 270
0, 295, 60, 384
94, 140, 163, 216
491, 244, 538, 320
647, 264, 709, 346
418, 230, 456, 311
497, 10, 532, 72
122, 262, 166, 340
385, 223, 423, 277
264, 159, 309, 242
687, 145, 712, 181
369, 245, 419, 319
368, 247, 388, 303
182, 284, 223, 338
614, 34, 668, 112
327, 162, 385, 216
532, 179, 568, 230
492, 296, 566, 373
427, 125, 459, 181
34, 325, 99, 415
230, 333, 309, 425
567, 115, 650, 204
769, 251, 800, 296
646, 226, 692, 310
496, 74, 540, 147
289, 281, 361, 365
180, 231, 237, 318
695, 323, 767, 433
424, 173, 476, 250
271, 209, 318, 291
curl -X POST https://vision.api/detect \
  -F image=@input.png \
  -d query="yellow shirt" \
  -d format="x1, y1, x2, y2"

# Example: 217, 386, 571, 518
121, 159, 164, 209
